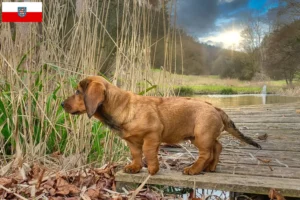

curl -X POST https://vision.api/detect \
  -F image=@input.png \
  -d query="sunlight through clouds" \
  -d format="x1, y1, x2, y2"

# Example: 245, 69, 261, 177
199, 29, 242, 49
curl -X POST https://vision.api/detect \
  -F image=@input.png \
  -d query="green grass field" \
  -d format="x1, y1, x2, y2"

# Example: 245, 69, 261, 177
152, 71, 287, 95
188, 85, 264, 94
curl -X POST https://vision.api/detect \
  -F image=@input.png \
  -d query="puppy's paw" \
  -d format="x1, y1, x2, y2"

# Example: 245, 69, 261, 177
203, 167, 215, 172
183, 166, 201, 175
204, 164, 216, 172
148, 165, 159, 175
203, 167, 211, 172
124, 164, 142, 174
208, 165, 217, 172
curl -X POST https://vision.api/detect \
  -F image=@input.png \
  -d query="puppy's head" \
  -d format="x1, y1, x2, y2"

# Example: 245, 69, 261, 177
61, 76, 106, 118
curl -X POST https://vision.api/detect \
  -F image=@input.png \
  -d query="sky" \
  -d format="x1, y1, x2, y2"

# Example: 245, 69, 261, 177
175, 0, 282, 49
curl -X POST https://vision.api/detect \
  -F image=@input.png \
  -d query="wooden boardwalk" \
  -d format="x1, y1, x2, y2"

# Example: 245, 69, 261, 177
116, 102, 300, 197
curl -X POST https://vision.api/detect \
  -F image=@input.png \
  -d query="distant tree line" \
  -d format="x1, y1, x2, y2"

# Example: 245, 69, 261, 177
150, 0, 300, 86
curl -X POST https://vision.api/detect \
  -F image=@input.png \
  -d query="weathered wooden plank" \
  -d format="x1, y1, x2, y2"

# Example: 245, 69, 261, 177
227, 112, 299, 117
222, 134, 300, 142
216, 164, 300, 179
225, 104, 300, 108
223, 107, 298, 113
162, 147, 300, 157
234, 103, 300, 108
221, 148, 300, 156
217, 135, 300, 151
234, 122, 300, 130
115, 169, 300, 197
221, 131, 300, 139
230, 117, 300, 123
161, 152, 300, 168
218, 156, 300, 168
228, 114, 298, 117
161, 148, 300, 168
228, 129, 300, 135
224, 108, 299, 113
220, 139, 300, 151
164, 146, 300, 157
223, 139, 300, 147
230, 115, 299, 120
224, 107, 297, 111
223, 103, 300, 109
237, 129, 300, 135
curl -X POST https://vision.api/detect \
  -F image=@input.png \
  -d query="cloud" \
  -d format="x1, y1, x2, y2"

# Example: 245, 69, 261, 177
204, 40, 225, 48
175, 0, 249, 37
175, 0, 219, 37
175, 0, 281, 48
218, 0, 249, 17
218, 0, 238, 4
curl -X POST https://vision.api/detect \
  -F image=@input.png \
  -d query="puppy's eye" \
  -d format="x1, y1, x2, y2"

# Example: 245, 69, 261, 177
75, 90, 80, 95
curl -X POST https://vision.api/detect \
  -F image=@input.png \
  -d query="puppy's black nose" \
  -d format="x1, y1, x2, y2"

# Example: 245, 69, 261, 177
61, 102, 65, 108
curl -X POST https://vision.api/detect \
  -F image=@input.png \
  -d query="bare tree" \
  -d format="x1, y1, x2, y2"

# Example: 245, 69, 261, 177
265, 20, 300, 86
240, 15, 266, 76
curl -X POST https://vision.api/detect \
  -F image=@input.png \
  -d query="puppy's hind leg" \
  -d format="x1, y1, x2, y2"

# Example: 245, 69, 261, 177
205, 140, 222, 172
183, 130, 214, 175
189, 137, 214, 173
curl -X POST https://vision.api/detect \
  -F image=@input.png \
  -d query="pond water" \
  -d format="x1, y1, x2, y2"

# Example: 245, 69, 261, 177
193, 94, 300, 108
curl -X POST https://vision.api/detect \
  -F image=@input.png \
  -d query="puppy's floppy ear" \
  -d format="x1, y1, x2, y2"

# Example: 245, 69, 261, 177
82, 81, 106, 118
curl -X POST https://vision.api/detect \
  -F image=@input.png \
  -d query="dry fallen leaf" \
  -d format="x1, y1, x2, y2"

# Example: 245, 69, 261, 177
257, 158, 271, 163
65, 197, 80, 200
49, 197, 65, 200
85, 188, 100, 199
28, 163, 44, 180
78, 176, 95, 188
258, 133, 268, 140
0, 177, 17, 187
49, 188, 56, 196
93, 167, 111, 175
43, 178, 55, 189
56, 177, 81, 195
112, 195, 123, 200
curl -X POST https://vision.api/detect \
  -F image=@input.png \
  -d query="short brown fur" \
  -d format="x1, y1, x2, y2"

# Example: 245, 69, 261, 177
62, 76, 261, 175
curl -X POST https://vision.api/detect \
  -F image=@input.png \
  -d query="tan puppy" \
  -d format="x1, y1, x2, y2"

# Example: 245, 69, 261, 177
62, 76, 261, 175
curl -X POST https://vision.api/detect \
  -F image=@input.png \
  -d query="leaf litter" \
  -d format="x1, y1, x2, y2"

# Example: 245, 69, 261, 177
0, 162, 178, 199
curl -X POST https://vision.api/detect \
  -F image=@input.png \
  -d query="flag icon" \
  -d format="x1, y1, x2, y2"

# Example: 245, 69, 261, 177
2, 2, 42, 22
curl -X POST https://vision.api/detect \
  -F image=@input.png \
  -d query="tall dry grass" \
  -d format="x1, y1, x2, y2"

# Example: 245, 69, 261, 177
0, 0, 179, 174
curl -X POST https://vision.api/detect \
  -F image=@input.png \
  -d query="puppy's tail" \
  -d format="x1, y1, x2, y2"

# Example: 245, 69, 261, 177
215, 107, 262, 149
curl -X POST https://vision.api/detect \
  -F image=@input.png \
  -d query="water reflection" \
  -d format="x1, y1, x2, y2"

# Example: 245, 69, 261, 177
193, 94, 300, 108
262, 94, 266, 105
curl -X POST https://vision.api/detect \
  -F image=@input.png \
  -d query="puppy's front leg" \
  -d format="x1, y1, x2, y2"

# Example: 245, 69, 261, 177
124, 141, 143, 174
143, 137, 160, 175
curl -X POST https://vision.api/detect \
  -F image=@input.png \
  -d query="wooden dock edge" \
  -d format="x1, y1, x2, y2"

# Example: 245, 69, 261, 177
115, 169, 300, 197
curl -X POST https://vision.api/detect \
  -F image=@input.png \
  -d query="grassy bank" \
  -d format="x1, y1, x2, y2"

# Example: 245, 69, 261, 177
175, 85, 278, 95
153, 73, 287, 95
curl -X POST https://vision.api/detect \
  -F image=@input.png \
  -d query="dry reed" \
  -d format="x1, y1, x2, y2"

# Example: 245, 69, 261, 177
0, 0, 179, 173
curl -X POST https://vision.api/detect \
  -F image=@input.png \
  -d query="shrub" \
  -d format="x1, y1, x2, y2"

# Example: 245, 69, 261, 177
220, 88, 237, 95
174, 86, 194, 96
